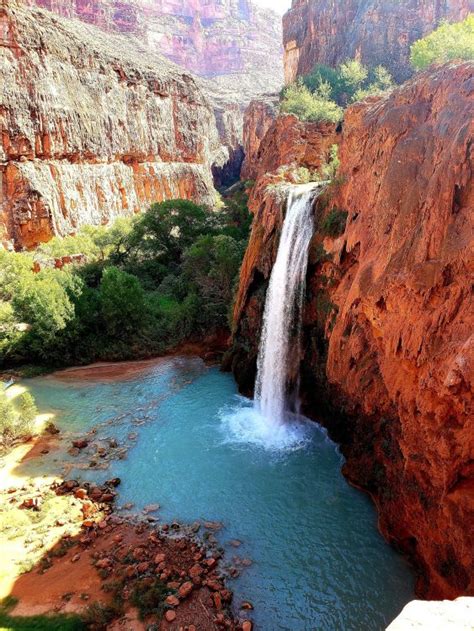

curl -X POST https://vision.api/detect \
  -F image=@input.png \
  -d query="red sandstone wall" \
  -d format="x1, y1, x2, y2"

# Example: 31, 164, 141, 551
283, 0, 473, 83
230, 62, 474, 598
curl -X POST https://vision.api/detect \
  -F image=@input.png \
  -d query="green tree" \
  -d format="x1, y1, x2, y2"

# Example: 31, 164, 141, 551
280, 81, 344, 123
410, 15, 474, 69
126, 200, 212, 266
302, 59, 394, 106
99, 267, 147, 337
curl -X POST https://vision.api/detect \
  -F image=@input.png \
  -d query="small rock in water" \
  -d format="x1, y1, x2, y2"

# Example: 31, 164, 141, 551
241, 601, 254, 610
242, 621, 253, 631
143, 503, 160, 514
204, 520, 223, 531
229, 539, 242, 548
72, 439, 88, 449
45, 422, 60, 435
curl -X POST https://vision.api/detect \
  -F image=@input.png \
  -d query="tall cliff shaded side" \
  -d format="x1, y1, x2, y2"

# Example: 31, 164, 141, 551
1, 1, 220, 249
283, 0, 473, 83
229, 62, 474, 599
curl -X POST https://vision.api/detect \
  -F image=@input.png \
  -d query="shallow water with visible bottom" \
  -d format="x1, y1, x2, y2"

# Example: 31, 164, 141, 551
21, 357, 413, 630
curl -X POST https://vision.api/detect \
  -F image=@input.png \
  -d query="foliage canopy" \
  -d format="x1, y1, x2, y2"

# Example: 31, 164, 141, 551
410, 15, 474, 69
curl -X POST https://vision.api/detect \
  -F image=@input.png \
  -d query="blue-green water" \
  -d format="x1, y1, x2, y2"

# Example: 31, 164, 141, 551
21, 357, 413, 630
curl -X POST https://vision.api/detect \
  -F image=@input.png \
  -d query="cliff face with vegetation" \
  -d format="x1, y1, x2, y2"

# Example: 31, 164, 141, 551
1, 1, 220, 249
230, 62, 474, 598
283, 0, 473, 83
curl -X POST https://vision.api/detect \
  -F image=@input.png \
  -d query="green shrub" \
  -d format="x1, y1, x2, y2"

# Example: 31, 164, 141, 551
129, 579, 169, 620
410, 15, 474, 69
280, 81, 344, 123
303, 59, 393, 106
0, 390, 37, 446
320, 208, 348, 237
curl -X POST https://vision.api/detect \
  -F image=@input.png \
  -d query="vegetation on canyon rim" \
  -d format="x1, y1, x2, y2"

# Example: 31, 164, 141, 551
410, 15, 474, 69
0, 189, 251, 372
281, 16, 474, 125
280, 58, 394, 122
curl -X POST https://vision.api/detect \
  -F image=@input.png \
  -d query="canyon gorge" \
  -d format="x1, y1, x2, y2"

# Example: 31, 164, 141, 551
0, 0, 473, 628
229, 60, 474, 599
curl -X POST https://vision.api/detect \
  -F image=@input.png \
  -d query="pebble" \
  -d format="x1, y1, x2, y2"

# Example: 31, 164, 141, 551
165, 595, 180, 607
165, 610, 177, 622
242, 621, 253, 631
178, 581, 193, 599
72, 439, 88, 449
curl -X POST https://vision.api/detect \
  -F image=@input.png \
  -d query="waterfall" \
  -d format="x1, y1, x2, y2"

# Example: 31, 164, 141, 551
221, 182, 320, 450
255, 183, 318, 426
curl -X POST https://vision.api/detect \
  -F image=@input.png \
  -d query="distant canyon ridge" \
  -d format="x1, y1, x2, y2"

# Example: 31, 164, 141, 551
27, 0, 283, 82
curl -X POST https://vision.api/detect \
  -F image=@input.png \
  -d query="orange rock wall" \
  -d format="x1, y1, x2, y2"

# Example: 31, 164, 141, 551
283, 0, 473, 83
230, 62, 474, 598
1, 1, 219, 249
241, 97, 279, 181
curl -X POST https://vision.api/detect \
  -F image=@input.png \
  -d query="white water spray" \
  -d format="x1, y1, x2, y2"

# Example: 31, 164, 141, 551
255, 183, 318, 425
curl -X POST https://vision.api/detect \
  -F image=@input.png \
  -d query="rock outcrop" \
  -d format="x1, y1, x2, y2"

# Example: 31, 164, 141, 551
230, 62, 474, 598
1, 1, 220, 249
283, 0, 473, 84
240, 96, 279, 181
386, 597, 474, 630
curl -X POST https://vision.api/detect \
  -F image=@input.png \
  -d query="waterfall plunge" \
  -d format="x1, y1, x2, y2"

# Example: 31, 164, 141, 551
255, 183, 318, 426
221, 183, 320, 450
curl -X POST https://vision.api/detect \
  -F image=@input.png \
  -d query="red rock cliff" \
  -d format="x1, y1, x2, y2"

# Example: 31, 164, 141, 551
283, 0, 473, 84
28, 0, 283, 84
230, 62, 474, 598
1, 1, 220, 249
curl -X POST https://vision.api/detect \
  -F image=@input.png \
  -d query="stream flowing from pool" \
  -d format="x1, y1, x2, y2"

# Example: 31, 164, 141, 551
21, 357, 414, 631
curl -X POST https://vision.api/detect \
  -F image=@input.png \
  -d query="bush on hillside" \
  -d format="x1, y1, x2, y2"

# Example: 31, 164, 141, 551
280, 81, 344, 123
0, 390, 38, 447
303, 59, 394, 106
410, 15, 474, 70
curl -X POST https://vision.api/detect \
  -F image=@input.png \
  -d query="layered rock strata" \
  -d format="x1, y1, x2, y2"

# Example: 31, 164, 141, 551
230, 62, 474, 598
283, 0, 473, 83
1, 1, 220, 248
29, 0, 283, 82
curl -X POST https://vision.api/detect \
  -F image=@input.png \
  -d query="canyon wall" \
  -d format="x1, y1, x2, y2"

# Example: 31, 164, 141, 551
26, 0, 284, 194
240, 96, 279, 181
28, 0, 283, 84
0, 1, 220, 249
283, 0, 473, 84
229, 61, 474, 598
